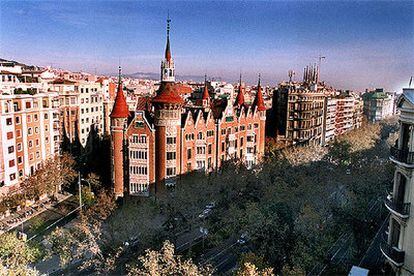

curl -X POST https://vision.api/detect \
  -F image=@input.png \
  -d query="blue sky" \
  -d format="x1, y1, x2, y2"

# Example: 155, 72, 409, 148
0, 1, 413, 91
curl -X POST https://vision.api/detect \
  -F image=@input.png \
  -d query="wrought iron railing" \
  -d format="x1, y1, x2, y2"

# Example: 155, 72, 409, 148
390, 146, 414, 164
380, 236, 405, 266
384, 198, 411, 217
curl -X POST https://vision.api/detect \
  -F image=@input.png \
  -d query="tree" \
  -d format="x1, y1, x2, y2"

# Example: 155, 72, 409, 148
0, 232, 42, 275
46, 190, 118, 273
21, 153, 77, 199
236, 262, 274, 276
127, 240, 213, 276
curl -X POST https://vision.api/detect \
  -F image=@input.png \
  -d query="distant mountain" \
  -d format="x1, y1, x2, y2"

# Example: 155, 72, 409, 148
125, 71, 159, 80
125, 71, 220, 82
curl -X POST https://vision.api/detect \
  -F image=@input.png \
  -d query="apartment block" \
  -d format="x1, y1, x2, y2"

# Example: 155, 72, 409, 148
51, 80, 104, 147
0, 92, 60, 195
382, 88, 414, 275
363, 88, 396, 122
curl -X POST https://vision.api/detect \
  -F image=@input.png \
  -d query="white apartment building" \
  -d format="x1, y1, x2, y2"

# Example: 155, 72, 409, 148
383, 87, 414, 275
323, 97, 337, 144
77, 82, 104, 146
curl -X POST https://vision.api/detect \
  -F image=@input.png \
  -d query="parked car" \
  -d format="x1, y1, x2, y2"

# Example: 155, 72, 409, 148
198, 208, 212, 219
205, 202, 216, 209
237, 232, 248, 245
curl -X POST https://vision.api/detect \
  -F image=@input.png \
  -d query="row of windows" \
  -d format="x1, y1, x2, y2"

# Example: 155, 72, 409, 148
130, 150, 148, 160
80, 96, 101, 104
4, 100, 52, 113
81, 116, 102, 124
5, 113, 50, 126
166, 167, 176, 176
196, 146, 206, 155
80, 87, 99, 93
131, 135, 147, 144
220, 136, 249, 151
167, 152, 176, 160
130, 166, 148, 175
81, 106, 102, 114
130, 183, 149, 193
1, 75, 17, 82
167, 137, 176, 144
8, 148, 43, 166
8, 163, 42, 182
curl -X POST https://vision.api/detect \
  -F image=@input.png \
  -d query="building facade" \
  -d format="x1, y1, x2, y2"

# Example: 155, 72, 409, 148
270, 68, 363, 146
322, 92, 364, 144
52, 80, 104, 147
270, 66, 329, 146
110, 20, 266, 198
0, 92, 60, 195
363, 88, 395, 122
382, 87, 414, 275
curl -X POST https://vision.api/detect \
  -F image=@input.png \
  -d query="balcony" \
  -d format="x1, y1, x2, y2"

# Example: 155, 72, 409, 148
380, 237, 405, 267
390, 146, 414, 165
384, 197, 410, 219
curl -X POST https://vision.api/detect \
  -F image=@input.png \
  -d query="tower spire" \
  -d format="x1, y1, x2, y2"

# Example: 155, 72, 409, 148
202, 74, 210, 100
165, 15, 172, 62
110, 66, 129, 118
200, 74, 210, 109
253, 73, 266, 112
117, 65, 121, 85
234, 73, 245, 107
161, 15, 175, 82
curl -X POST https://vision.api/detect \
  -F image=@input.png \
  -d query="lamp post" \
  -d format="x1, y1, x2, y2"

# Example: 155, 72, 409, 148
81, 178, 91, 190
78, 172, 82, 210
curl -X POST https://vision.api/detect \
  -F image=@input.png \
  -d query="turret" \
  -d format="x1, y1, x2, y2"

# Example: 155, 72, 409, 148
201, 75, 211, 110
234, 73, 245, 108
153, 17, 183, 189
110, 66, 129, 198
253, 74, 266, 158
161, 16, 175, 83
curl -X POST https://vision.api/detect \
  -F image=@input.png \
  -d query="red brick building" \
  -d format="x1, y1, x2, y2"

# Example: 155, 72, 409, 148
110, 20, 266, 198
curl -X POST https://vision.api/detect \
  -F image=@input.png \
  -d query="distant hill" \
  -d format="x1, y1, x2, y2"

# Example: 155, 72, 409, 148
125, 71, 220, 82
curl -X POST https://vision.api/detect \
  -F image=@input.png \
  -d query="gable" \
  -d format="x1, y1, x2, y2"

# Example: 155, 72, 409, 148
128, 111, 154, 133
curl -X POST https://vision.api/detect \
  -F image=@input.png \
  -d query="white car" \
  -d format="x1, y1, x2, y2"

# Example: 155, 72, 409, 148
198, 208, 212, 219
205, 202, 216, 209
237, 233, 248, 244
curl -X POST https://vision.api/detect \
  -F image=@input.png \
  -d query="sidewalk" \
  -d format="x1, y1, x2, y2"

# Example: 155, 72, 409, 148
0, 192, 72, 235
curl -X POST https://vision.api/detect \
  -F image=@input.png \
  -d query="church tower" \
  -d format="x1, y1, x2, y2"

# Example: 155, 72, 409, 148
252, 74, 267, 157
153, 17, 183, 189
110, 67, 130, 198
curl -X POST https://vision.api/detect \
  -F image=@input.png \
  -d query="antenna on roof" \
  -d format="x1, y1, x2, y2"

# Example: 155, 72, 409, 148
288, 70, 295, 82
167, 11, 171, 37
409, 76, 413, 88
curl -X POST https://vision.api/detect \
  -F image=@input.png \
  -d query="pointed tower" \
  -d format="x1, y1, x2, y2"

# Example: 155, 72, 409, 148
253, 74, 266, 158
153, 17, 183, 189
161, 16, 175, 83
110, 67, 129, 198
201, 74, 211, 110
234, 73, 245, 107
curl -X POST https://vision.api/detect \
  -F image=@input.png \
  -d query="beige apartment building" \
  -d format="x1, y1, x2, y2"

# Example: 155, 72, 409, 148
0, 92, 60, 195
383, 87, 414, 275
51, 80, 104, 147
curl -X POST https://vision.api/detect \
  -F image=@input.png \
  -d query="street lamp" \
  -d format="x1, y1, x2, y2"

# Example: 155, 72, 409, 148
80, 178, 91, 190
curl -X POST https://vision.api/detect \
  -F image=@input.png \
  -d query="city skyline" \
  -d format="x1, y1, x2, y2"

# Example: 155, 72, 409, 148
1, 0, 413, 91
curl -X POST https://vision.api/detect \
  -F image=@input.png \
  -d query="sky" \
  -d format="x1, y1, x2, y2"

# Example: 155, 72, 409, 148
0, 0, 413, 91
